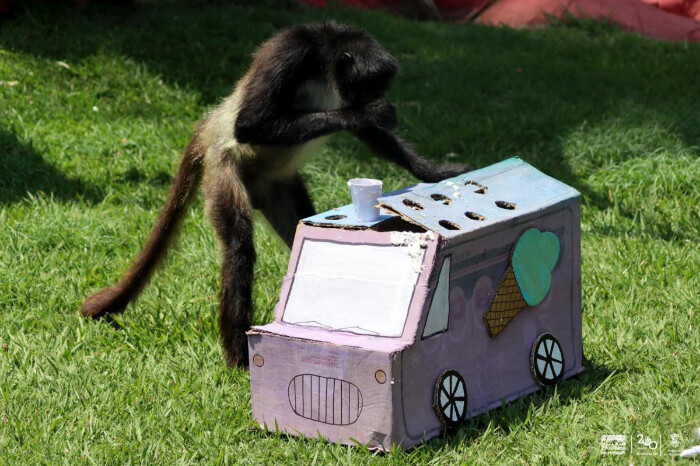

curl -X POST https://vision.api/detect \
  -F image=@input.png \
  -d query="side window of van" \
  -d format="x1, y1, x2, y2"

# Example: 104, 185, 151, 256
422, 256, 451, 338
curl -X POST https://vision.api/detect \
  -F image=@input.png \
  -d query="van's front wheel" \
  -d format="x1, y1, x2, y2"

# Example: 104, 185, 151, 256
433, 370, 467, 428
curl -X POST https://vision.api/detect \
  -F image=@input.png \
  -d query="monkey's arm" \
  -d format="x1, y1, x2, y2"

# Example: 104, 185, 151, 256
352, 125, 470, 183
235, 99, 398, 146
235, 109, 365, 145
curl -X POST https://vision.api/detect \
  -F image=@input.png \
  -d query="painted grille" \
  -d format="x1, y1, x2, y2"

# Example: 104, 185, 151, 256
288, 374, 363, 425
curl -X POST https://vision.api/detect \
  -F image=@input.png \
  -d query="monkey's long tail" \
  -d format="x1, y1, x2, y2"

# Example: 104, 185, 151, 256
81, 130, 205, 319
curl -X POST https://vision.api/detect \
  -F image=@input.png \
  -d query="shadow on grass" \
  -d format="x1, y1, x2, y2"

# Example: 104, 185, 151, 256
0, 129, 104, 204
422, 357, 618, 451
0, 1, 288, 104
2, 2, 698, 238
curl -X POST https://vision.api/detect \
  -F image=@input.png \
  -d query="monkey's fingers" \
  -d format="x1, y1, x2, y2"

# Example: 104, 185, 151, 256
81, 286, 130, 319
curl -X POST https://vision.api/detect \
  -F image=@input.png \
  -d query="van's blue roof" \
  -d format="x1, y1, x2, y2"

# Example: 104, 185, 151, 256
302, 158, 580, 238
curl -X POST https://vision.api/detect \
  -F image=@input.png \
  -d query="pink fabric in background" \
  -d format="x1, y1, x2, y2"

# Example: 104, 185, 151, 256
300, 0, 492, 20
300, 0, 700, 41
641, 0, 700, 20
475, 0, 700, 41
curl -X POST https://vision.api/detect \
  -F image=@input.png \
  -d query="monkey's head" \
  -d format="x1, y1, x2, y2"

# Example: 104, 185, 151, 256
329, 24, 399, 104
333, 33, 399, 104
298, 22, 400, 105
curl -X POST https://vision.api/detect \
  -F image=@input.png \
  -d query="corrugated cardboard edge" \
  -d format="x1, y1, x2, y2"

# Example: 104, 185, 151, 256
302, 221, 369, 230
247, 328, 364, 351
378, 202, 434, 232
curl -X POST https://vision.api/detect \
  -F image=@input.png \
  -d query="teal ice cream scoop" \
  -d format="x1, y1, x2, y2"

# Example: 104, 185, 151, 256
512, 228, 560, 306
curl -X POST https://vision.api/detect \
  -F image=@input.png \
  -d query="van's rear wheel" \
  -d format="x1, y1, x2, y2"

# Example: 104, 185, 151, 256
433, 370, 467, 428
531, 333, 565, 386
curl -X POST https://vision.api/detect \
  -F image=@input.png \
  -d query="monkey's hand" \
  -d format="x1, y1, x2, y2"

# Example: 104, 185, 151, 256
351, 125, 472, 183
360, 99, 398, 131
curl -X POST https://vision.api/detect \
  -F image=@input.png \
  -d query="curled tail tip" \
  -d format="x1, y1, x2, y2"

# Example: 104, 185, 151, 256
81, 286, 128, 319
227, 357, 250, 371
224, 340, 250, 370
421, 163, 472, 183
448, 162, 471, 174
436, 163, 471, 181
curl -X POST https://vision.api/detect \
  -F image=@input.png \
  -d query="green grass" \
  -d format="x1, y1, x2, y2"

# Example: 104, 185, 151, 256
1, 2, 699, 463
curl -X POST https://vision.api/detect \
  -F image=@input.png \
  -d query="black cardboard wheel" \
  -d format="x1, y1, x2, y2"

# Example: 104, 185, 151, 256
433, 370, 467, 428
530, 333, 565, 386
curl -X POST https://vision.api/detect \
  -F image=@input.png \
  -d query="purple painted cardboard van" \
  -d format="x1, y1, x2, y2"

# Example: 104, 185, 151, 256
247, 158, 584, 450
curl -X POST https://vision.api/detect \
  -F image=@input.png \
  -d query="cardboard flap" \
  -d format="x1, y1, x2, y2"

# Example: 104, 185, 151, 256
378, 157, 581, 238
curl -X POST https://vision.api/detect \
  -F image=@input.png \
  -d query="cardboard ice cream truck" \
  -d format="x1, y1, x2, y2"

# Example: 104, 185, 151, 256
247, 157, 584, 450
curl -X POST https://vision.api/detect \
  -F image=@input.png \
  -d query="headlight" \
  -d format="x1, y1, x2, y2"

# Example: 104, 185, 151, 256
375, 370, 387, 384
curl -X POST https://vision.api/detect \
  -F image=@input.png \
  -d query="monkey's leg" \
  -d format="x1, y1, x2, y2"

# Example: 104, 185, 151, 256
353, 126, 471, 183
206, 166, 256, 368
258, 174, 316, 248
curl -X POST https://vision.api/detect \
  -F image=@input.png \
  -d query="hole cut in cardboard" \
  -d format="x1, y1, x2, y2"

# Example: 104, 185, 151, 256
325, 215, 347, 220
430, 193, 452, 205
496, 200, 517, 210
402, 198, 425, 210
465, 211, 486, 221
465, 180, 488, 194
438, 220, 461, 230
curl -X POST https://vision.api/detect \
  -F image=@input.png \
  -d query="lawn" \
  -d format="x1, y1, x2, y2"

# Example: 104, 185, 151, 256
1, 1, 699, 463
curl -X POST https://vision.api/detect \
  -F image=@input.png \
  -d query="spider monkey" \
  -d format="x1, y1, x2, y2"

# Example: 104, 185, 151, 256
81, 21, 470, 368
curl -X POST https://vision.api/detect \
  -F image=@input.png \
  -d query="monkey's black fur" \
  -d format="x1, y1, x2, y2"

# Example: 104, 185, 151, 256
82, 22, 470, 368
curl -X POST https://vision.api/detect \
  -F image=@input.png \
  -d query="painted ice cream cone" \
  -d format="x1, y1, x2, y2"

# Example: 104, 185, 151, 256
484, 228, 561, 337
484, 265, 528, 337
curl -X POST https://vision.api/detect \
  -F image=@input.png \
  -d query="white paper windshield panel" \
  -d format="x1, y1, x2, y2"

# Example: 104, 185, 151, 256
295, 240, 423, 284
282, 240, 425, 337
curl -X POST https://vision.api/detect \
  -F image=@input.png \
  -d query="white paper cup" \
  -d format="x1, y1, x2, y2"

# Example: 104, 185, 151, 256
347, 178, 382, 222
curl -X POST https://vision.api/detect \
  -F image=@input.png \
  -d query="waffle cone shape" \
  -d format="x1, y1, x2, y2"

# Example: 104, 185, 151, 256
484, 265, 528, 337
